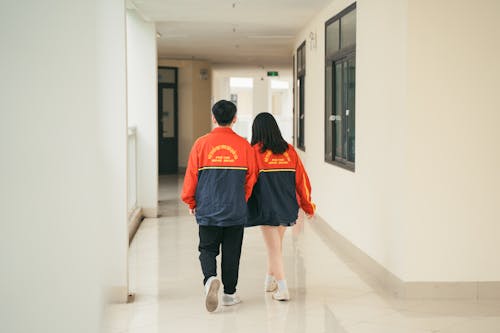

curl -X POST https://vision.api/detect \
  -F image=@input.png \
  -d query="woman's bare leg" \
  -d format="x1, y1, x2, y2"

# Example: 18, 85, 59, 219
260, 226, 285, 280
278, 225, 286, 252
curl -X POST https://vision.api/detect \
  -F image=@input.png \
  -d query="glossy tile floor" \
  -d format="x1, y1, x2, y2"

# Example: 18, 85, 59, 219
104, 175, 500, 333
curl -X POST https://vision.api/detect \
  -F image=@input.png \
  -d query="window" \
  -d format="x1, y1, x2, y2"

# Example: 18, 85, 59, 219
296, 41, 306, 151
229, 77, 253, 88
325, 3, 356, 170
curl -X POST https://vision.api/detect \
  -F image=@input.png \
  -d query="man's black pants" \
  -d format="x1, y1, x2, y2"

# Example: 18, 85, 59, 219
198, 225, 244, 295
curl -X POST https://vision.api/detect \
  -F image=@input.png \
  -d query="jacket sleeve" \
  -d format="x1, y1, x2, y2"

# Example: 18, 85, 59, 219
295, 155, 316, 215
181, 143, 199, 209
244, 144, 258, 202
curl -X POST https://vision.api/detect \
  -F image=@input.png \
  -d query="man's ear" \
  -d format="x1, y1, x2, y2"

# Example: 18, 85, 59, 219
212, 114, 217, 124
232, 115, 237, 124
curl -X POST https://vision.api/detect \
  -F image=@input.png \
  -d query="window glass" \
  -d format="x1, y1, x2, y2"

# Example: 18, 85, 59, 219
326, 20, 340, 56
334, 62, 344, 159
341, 10, 356, 49
158, 68, 176, 83
298, 76, 305, 149
301, 46, 306, 71
325, 64, 333, 160
346, 57, 356, 162
230, 77, 253, 88
161, 88, 175, 138
296, 42, 306, 150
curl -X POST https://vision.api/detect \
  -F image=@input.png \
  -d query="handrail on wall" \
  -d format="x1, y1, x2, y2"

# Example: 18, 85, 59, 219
127, 127, 138, 215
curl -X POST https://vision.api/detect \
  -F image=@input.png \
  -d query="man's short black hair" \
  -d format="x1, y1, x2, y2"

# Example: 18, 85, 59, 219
212, 100, 237, 126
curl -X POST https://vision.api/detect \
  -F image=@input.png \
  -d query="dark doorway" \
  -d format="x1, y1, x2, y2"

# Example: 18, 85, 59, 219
158, 67, 178, 174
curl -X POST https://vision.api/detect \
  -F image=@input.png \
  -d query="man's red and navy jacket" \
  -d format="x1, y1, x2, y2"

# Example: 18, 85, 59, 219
246, 143, 315, 226
181, 127, 258, 227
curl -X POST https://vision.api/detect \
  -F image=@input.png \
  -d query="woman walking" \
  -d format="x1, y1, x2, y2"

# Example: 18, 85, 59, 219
247, 112, 315, 301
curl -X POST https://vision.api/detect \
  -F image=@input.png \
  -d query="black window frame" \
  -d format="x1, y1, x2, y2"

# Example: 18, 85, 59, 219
296, 41, 306, 151
325, 2, 356, 171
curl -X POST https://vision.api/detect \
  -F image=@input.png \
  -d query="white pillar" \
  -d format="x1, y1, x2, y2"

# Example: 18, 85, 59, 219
97, 0, 129, 304
126, 9, 159, 217
252, 76, 270, 117
0, 0, 129, 331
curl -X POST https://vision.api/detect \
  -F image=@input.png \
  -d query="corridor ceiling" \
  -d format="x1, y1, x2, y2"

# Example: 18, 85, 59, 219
128, 0, 332, 65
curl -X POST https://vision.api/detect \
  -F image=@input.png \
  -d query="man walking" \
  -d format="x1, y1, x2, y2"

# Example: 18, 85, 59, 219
181, 100, 257, 312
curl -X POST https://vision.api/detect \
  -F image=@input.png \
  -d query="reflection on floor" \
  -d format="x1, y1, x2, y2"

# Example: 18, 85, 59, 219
104, 175, 500, 333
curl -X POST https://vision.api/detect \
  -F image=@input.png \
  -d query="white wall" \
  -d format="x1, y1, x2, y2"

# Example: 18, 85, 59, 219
253, 76, 270, 117
293, 0, 408, 279
98, 0, 129, 303
295, 0, 500, 282
212, 65, 293, 142
404, 0, 500, 281
272, 82, 293, 143
230, 85, 254, 140
0, 0, 128, 331
157, 59, 212, 168
126, 10, 158, 217
191, 61, 213, 150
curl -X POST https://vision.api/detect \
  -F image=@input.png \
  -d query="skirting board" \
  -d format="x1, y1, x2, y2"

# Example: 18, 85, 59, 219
310, 215, 500, 300
107, 285, 128, 304
142, 206, 158, 218
128, 207, 143, 244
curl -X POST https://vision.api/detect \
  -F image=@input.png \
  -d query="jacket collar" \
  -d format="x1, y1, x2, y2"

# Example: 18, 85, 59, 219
212, 127, 235, 134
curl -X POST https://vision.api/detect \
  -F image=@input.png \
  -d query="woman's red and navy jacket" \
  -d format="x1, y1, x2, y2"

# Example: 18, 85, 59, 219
246, 143, 315, 226
181, 127, 258, 227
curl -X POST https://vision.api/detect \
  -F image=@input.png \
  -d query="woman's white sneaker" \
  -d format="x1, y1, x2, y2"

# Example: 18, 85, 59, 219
204, 276, 220, 312
221, 293, 241, 306
272, 289, 290, 301
264, 275, 277, 292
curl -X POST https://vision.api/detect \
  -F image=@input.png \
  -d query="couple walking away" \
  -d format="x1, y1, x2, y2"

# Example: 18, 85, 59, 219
181, 100, 316, 312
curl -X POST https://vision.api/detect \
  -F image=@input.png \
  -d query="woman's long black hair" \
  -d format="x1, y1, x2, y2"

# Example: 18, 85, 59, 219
251, 112, 289, 154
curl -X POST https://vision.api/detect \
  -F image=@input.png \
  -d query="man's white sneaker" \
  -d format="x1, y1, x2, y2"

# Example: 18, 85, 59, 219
272, 289, 290, 301
265, 276, 277, 292
221, 293, 241, 306
204, 276, 220, 312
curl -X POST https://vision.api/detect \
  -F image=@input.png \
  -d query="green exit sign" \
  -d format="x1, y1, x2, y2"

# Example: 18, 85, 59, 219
267, 71, 279, 77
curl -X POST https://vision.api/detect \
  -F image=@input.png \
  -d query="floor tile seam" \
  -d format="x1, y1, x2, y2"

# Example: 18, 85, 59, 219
355, 310, 473, 331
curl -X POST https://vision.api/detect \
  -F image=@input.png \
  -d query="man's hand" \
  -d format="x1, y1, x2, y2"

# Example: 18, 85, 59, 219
189, 208, 196, 215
